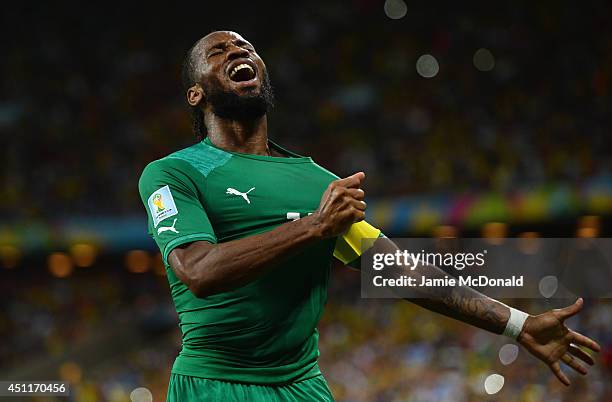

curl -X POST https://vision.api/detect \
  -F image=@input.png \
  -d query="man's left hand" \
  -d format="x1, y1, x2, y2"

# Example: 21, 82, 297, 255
517, 298, 601, 386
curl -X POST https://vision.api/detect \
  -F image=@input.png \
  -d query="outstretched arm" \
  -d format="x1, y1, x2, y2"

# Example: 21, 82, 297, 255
374, 236, 601, 386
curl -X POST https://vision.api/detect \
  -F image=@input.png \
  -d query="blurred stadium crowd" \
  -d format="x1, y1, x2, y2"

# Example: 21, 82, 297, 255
1, 1, 611, 401
1, 266, 610, 402
2, 2, 610, 219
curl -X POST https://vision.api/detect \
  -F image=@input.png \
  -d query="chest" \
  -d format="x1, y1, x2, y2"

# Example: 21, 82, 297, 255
202, 160, 334, 241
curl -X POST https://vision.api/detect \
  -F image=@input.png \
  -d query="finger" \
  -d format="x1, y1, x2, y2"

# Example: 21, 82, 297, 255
351, 208, 365, 222
555, 298, 583, 321
570, 330, 601, 353
350, 199, 367, 211
334, 172, 365, 189
549, 361, 570, 386
347, 188, 365, 200
561, 353, 588, 375
568, 345, 595, 366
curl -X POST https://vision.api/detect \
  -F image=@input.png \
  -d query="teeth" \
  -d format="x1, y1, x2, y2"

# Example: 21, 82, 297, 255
230, 63, 254, 78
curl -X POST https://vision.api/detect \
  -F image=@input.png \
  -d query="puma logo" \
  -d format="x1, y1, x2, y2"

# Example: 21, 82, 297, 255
157, 218, 179, 235
226, 187, 255, 204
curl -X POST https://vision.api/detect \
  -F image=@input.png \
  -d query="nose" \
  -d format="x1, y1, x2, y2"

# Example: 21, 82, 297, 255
226, 45, 249, 60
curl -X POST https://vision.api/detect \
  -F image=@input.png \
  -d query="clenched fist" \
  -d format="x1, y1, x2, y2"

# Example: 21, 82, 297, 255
309, 172, 367, 238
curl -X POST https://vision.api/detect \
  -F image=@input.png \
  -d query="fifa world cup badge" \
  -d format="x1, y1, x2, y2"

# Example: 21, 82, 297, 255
148, 185, 178, 227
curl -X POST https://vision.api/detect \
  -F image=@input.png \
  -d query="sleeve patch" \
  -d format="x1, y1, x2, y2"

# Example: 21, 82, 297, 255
147, 185, 179, 227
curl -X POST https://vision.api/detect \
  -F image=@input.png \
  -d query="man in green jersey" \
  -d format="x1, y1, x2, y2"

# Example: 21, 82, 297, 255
139, 31, 600, 401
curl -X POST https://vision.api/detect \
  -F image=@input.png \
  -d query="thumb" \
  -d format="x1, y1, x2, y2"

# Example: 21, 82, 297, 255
556, 297, 584, 320
335, 172, 365, 189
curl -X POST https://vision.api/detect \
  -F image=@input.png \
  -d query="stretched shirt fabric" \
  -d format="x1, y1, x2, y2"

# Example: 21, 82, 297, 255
138, 137, 380, 385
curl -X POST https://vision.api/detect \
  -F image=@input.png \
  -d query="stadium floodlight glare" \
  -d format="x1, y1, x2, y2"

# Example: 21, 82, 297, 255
384, 0, 408, 20
416, 54, 439, 78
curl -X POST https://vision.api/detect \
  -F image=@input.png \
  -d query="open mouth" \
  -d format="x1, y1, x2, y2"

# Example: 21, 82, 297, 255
229, 63, 256, 82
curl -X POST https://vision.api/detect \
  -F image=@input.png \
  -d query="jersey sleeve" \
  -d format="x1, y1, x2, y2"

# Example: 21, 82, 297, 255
138, 159, 217, 266
333, 220, 385, 268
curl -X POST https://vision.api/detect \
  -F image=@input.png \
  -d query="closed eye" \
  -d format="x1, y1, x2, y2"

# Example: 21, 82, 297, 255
206, 41, 255, 58
207, 49, 223, 58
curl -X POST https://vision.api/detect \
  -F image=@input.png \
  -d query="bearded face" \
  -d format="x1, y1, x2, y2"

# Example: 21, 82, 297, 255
193, 31, 274, 122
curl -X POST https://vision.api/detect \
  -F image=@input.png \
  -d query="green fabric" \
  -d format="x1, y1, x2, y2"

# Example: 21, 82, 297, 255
167, 373, 334, 402
167, 140, 232, 177
138, 138, 342, 385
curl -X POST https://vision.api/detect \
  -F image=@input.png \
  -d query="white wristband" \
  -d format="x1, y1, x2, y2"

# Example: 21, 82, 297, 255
503, 307, 529, 339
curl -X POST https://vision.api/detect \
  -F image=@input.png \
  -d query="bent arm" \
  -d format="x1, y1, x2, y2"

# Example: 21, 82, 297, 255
169, 172, 367, 298
169, 215, 323, 298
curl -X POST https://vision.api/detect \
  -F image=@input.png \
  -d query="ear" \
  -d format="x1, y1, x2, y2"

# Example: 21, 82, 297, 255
187, 84, 204, 107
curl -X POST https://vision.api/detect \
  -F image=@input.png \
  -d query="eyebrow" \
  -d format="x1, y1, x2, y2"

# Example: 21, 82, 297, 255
234, 39, 252, 48
205, 39, 253, 53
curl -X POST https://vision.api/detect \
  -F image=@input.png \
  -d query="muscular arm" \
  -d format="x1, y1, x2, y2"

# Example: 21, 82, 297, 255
170, 215, 321, 297
409, 279, 510, 334
375, 237, 510, 334
168, 172, 367, 298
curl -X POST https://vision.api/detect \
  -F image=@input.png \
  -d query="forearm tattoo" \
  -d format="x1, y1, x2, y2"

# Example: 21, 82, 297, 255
397, 260, 510, 334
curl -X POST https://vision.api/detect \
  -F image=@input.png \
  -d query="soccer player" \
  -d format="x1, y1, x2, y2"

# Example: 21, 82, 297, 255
138, 31, 600, 401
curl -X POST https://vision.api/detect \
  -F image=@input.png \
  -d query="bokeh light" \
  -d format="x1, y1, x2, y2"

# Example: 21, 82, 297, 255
59, 361, 82, 383
538, 275, 558, 298
498, 344, 519, 365
473, 48, 495, 71
384, 0, 407, 20
577, 215, 600, 238
416, 54, 439, 78
482, 222, 507, 245
0, 245, 21, 269
69, 243, 97, 268
48, 252, 74, 278
126, 250, 151, 273
517, 232, 540, 255
130, 387, 153, 402
432, 225, 458, 238
484, 373, 505, 394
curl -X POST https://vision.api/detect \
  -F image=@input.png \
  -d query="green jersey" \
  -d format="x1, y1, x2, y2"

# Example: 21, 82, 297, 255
138, 137, 380, 385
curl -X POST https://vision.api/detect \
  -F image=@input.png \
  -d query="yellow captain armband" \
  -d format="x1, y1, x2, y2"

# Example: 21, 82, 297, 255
333, 221, 383, 265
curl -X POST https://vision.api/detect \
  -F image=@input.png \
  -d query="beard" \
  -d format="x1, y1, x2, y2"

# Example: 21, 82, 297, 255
203, 71, 274, 121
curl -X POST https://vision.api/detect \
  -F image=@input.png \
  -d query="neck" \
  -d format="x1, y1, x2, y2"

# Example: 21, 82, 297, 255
205, 113, 269, 155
